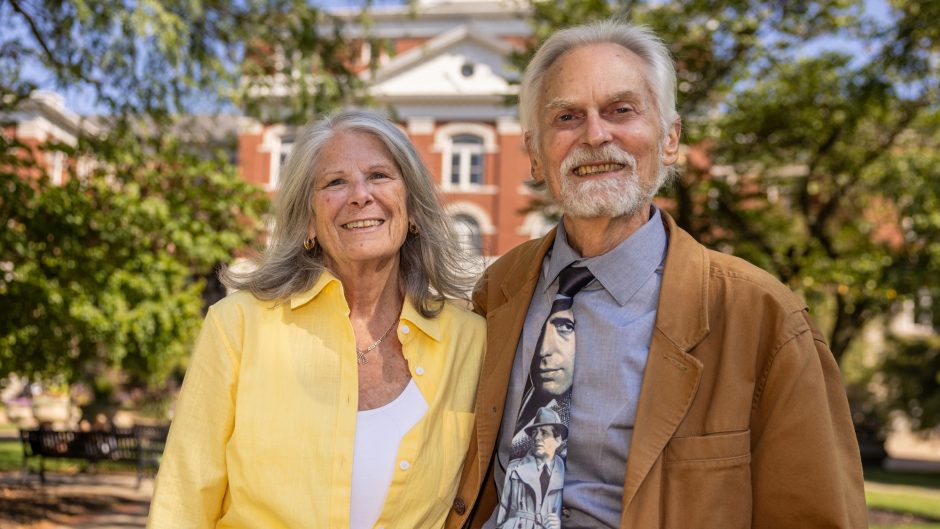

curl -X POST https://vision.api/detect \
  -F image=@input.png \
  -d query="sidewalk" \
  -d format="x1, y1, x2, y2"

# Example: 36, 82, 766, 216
0, 471, 151, 529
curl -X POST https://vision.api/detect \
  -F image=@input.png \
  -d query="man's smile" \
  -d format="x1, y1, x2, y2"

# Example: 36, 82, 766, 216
573, 163, 625, 176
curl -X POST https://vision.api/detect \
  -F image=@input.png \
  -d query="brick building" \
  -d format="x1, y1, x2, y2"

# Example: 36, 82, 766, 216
2, 91, 101, 183
237, 0, 549, 259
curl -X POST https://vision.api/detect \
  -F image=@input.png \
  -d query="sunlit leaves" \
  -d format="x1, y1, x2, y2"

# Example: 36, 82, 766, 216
0, 129, 269, 384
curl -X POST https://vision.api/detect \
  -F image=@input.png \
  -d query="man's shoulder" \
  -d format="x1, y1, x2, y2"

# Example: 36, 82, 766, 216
703, 249, 805, 312
485, 236, 550, 279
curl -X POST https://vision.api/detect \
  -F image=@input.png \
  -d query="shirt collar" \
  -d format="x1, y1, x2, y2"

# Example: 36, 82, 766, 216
289, 271, 340, 310
399, 295, 442, 343
545, 206, 668, 306
289, 270, 442, 343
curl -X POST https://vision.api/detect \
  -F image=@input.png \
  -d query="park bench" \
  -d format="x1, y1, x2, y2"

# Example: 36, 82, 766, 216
19, 425, 169, 487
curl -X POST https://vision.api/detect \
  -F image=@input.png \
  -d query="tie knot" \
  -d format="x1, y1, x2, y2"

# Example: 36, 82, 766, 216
557, 265, 595, 298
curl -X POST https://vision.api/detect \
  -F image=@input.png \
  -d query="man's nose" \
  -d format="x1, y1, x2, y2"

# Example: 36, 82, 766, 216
539, 339, 556, 358
583, 112, 612, 147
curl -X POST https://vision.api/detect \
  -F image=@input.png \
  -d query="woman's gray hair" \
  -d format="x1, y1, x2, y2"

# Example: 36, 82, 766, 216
519, 20, 678, 139
222, 110, 473, 317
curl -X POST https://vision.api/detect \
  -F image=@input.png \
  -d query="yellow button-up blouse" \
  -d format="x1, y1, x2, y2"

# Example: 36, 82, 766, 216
147, 272, 486, 529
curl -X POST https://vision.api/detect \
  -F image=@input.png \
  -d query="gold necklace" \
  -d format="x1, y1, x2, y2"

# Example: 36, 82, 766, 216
356, 319, 398, 365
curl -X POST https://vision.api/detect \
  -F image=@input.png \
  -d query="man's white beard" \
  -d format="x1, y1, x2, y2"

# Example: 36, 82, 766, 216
556, 144, 666, 219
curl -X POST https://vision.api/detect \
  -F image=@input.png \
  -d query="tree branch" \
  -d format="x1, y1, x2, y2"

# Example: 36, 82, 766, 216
7, 0, 59, 69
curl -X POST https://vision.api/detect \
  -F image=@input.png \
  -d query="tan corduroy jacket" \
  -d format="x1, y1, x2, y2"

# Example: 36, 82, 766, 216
444, 212, 867, 529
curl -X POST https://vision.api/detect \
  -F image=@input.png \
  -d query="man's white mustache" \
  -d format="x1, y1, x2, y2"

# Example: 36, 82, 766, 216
560, 145, 638, 176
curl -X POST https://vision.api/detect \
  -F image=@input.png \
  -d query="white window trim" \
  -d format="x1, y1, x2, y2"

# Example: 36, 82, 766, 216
433, 123, 499, 192
445, 201, 496, 235
260, 125, 290, 191
47, 151, 65, 185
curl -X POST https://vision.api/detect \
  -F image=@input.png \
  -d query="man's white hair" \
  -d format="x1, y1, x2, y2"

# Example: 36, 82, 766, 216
519, 20, 679, 140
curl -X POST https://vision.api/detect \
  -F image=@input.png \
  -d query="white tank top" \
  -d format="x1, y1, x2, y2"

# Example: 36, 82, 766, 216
350, 379, 428, 529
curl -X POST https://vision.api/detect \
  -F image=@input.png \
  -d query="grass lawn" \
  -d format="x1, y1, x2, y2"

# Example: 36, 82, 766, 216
865, 467, 940, 529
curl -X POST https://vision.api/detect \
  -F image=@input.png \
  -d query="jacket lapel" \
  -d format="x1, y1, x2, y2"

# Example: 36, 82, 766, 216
474, 230, 556, 486
621, 213, 709, 514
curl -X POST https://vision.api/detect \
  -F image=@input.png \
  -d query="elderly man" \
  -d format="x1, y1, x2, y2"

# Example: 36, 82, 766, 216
444, 20, 866, 529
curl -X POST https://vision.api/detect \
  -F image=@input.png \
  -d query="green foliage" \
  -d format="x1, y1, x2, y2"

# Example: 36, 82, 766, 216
872, 334, 940, 431
0, 129, 268, 384
0, 1, 373, 387
865, 467, 940, 492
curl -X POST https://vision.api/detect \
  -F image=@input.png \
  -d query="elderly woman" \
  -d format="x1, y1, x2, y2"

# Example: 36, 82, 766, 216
147, 110, 485, 529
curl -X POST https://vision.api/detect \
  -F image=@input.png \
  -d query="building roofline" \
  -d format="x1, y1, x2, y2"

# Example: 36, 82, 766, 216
368, 23, 518, 84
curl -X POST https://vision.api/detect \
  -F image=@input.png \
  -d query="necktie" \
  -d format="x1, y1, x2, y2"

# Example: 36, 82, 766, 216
540, 464, 551, 497
500, 264, 594, 521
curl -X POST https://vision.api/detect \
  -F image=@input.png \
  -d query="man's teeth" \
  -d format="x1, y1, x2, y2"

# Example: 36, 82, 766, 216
574, 163, 624, 176
343, 219, 383, 229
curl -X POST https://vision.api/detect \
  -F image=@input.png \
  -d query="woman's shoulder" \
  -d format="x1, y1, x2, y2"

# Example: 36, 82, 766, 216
439, 298, 485, 327
206, 289, 278, 321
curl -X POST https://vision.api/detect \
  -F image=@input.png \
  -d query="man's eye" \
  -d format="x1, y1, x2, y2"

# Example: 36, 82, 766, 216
613, 106, 634, 114
558, 113, 575, 122
551, 317, 575, 336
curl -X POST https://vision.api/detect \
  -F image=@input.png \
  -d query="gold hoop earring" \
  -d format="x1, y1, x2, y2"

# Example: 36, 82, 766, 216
408, 221, 419, 235
304, 237, 316, 251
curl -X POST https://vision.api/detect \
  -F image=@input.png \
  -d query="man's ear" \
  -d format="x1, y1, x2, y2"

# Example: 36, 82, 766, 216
662, 118, 682, 167
524, 131, 544, 183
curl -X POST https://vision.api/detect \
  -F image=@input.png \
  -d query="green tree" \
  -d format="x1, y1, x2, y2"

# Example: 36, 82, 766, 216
0, 132, 268, 383
0, 0, 376, 384
517, 1, 940, 426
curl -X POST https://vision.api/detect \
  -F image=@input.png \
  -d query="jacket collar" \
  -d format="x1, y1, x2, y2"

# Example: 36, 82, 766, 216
499, 230, 556, 301
654, 212, 711, 350
621, 211, 708, 516
473, 231, 556, 487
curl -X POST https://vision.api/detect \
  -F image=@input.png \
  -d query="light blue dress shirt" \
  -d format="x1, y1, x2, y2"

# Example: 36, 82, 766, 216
488, 207, 668, 529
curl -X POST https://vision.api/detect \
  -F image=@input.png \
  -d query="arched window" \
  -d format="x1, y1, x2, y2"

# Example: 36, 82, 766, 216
452, 214, 483, 256
447, 134, 485, 189
434, 123, 498, 192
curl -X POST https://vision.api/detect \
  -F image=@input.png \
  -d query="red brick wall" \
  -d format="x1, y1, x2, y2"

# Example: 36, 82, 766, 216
238, 132, 269, 187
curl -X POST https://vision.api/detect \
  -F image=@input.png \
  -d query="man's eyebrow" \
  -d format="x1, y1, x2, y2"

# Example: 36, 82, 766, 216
544, 98, 575, 111
608, 90, 644, 103
544, 90, 646, 111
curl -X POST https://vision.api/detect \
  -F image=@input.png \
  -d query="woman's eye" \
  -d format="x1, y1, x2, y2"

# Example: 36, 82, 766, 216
325, 178, 344, 187
370, 172, 389, 180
